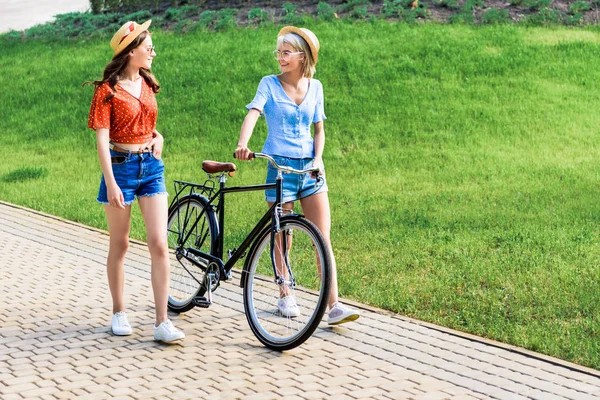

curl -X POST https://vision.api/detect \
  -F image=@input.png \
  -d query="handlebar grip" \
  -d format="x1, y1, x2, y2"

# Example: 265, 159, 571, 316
233, 152, 255, 160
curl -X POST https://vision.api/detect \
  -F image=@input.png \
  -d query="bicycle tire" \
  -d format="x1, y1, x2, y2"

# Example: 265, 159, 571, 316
166, 194, 218, 313
242, 215, 331, 351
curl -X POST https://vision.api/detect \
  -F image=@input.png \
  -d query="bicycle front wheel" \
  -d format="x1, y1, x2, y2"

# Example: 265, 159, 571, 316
242, 215, 331, 351
167, 194, 217, 313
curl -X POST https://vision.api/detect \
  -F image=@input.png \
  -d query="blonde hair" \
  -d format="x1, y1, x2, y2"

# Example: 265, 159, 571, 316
277, 33, 316, 78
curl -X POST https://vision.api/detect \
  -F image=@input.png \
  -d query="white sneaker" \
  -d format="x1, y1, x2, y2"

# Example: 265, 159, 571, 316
277, 296, 300, 317
327, 302, 360, 325
154, 319, 185, 343
111, 311, 132, 336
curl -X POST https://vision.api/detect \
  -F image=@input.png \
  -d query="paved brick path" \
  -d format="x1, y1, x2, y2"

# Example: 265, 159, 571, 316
1, 201, 599, 399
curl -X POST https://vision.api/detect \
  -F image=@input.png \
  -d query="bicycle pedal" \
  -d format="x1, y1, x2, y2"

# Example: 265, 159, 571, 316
193, 296, 211, 308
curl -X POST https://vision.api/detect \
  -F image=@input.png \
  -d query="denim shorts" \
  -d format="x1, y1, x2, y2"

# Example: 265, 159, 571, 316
265, 156, 328, 203
97, 149, 167, 206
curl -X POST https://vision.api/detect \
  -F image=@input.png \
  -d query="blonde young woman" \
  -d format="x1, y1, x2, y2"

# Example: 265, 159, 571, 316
234, 26, 360, 325
86, 20, 184, 342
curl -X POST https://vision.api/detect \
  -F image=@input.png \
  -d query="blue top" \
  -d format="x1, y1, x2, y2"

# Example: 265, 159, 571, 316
246, 75, 326, 159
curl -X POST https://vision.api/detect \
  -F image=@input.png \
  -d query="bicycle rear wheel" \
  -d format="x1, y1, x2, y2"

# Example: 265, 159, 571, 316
242, 215, 331, 351
167, 194, 217, 313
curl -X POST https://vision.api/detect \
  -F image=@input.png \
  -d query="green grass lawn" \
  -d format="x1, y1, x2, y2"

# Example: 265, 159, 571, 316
1, 22, 599, 369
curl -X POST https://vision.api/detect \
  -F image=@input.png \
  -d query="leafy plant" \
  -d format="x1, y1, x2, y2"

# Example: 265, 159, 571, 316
523, 0, 552, 11
449, 12, 475, 24
569, 1, 591, 14
339, 0, 372, 12
438, 0, 460, 9
214, 8, 237, 31
523, 7, 562, 25
482, 8, 510, 24
105, 0, 120, 13
380, 0, 402, 18
281, 2, 302, 25
197, 10, 216, 28
248, 8, 269, 24
89, 0, 104, 14
462, 0, 485, 11
317, 2, 337, 21
351, 6, 370, 19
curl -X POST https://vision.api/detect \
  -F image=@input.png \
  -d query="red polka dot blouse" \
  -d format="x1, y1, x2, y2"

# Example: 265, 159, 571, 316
88, 80, 157, 144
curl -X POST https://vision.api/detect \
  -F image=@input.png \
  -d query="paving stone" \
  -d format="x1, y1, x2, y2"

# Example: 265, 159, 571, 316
1, 202, 599, 400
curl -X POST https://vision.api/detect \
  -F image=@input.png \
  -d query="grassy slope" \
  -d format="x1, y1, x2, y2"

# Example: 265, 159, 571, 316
0, 22, 599, 368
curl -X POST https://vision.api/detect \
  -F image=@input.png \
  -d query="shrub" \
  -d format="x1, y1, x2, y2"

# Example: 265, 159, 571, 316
248, 8, 269, 24
105, 0, 120, 13
281, 2, 302, 25
197, 10, 216, 28
449, 12, 475, 24
380, 0, 402, 18
339, 0, 372, 12
569, 1, 591, 14
523, 0, 551, 11
165, 7, 184, 21
564, 12, 584, 24
482, 8, 510, 24
214, 8, 237, 31
89, 0, 103, 14
317, 2, 336, 21
351, 6, 370, 18
438, 0, 460, 9
523, 7, 562, 25
463, 0, 485, 11
120, 10, 152, 24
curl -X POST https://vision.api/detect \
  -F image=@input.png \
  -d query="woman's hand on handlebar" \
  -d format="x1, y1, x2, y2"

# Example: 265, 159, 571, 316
234, 145, 253, 161
311, 156, 324, 178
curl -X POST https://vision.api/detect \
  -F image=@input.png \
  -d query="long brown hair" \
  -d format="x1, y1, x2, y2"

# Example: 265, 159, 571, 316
83, 31, 160, 100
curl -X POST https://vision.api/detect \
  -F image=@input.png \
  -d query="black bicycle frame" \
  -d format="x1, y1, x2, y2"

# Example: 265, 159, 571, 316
179, 169, 287, 283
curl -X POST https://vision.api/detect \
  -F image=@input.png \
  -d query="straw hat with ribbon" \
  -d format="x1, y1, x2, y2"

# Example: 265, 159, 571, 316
278, 26, 320, 64
110, 20, 152, 58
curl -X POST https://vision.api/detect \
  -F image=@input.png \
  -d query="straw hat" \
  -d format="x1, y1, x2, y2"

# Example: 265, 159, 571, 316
110, 20, 152, 58
278, 26, 320, 64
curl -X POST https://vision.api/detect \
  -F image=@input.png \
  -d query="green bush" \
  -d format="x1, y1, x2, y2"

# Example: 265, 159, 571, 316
523, 7, 562, 25
197, 10, 216, 28
463, 0, 485, 11
90, 0, 104, 14
569, 1, 591, 14
523, 0, 552, 11
437, 0, 460, 9
317, 2, 337, 21
351, 5, 370, 18
105, 0, 120, 12
482, 8, 510, 24
380, 0, 402, 18
449, 12, 475, 24
214, 8, 238, 31
165, 7, 184, 21
564, 12, 584, 24
248, 8, 269, 24
281, 2, 302, 25
339, 0, 372, 12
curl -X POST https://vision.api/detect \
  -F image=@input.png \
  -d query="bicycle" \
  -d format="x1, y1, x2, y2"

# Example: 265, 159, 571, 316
166, 152, 332, 351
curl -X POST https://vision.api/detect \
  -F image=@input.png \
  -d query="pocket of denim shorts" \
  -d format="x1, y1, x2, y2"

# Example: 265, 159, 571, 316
111, 156, 127, 164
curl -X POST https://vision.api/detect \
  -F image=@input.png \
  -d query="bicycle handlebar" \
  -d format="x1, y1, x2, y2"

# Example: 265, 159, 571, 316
233, 152, 321, 176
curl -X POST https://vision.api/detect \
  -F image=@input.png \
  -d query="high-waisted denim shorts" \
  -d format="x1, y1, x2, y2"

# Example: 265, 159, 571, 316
97, 149, 167, 206
265, 155, 328, 203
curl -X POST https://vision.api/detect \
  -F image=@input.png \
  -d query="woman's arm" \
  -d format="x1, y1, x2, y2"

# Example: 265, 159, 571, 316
312, 121, 325, 176
234, 108, 262, 160
149, 130, 164, 159
96, 128, 125, 208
